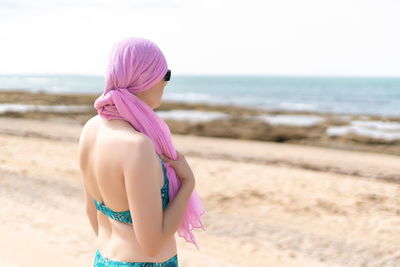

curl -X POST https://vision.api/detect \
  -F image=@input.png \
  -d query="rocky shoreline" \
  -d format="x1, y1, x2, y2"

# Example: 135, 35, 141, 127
1, 90, 399, 156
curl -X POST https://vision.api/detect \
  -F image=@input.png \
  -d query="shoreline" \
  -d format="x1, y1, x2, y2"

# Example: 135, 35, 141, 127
1, 89, 400, 120
1, 89, 399, 156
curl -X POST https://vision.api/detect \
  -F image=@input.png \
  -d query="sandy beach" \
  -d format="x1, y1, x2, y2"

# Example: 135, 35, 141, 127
2, 1, 399, 265
0, 114, 399, 267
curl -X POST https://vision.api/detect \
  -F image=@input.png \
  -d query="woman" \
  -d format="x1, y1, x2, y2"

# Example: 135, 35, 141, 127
78, 37, 206, 267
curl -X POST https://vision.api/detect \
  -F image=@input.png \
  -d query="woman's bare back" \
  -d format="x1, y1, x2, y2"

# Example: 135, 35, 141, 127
79, 114, 177, 262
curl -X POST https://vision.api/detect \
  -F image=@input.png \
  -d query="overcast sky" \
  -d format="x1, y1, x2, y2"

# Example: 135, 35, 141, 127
1, 0, 399, 76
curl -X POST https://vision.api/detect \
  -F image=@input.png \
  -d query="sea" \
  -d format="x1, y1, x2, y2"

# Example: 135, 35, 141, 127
1, 74, 400, 141
0, 74, 399, 117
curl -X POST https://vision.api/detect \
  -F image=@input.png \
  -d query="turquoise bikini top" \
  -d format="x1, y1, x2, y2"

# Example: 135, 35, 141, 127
92, 154, 169, 224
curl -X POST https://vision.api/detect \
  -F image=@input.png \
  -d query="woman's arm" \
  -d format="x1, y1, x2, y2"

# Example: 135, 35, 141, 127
123, 137, 194, 257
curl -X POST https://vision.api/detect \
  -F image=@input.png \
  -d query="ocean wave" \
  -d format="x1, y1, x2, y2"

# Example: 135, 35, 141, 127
0, 104, 92, 113
155, 109, 229, 122
254, 114, 325, 127
326, 121, 400, 141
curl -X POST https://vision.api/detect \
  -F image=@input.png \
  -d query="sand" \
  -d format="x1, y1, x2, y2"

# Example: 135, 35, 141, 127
0, 117, 399, 267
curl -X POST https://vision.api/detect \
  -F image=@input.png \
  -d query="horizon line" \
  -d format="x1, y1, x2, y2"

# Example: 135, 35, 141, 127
1, 73, 400, 79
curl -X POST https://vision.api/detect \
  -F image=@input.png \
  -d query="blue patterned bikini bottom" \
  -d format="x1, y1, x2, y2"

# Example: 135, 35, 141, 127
93, 249, 178, 267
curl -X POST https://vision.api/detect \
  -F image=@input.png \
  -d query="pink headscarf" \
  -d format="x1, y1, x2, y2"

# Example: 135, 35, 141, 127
94, 37, 206, 249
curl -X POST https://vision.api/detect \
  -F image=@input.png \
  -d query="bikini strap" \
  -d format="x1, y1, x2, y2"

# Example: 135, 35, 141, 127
157, 154, 168, 183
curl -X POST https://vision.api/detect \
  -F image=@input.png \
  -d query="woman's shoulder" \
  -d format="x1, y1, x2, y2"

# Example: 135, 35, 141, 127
80, 115, 156, 155
120, 133, 155, 155
81, 115, 136, 139
80, 115, 100, 135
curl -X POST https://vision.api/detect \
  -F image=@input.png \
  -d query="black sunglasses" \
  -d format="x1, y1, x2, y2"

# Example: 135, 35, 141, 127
164, 69, 171, 81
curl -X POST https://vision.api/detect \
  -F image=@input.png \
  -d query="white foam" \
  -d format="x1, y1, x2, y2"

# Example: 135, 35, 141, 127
0, 104, 91, 113
351, 120, 400, 131
156, 110, 229, 122
255, 114, 325, 127
278, 102, 317, 112
326, 120, 400, 141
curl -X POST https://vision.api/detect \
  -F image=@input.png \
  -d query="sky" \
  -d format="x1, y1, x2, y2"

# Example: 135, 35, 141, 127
0, 0, 400, 77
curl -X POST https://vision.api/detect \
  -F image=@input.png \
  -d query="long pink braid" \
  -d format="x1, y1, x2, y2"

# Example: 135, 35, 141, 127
93, 37, 206, 249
